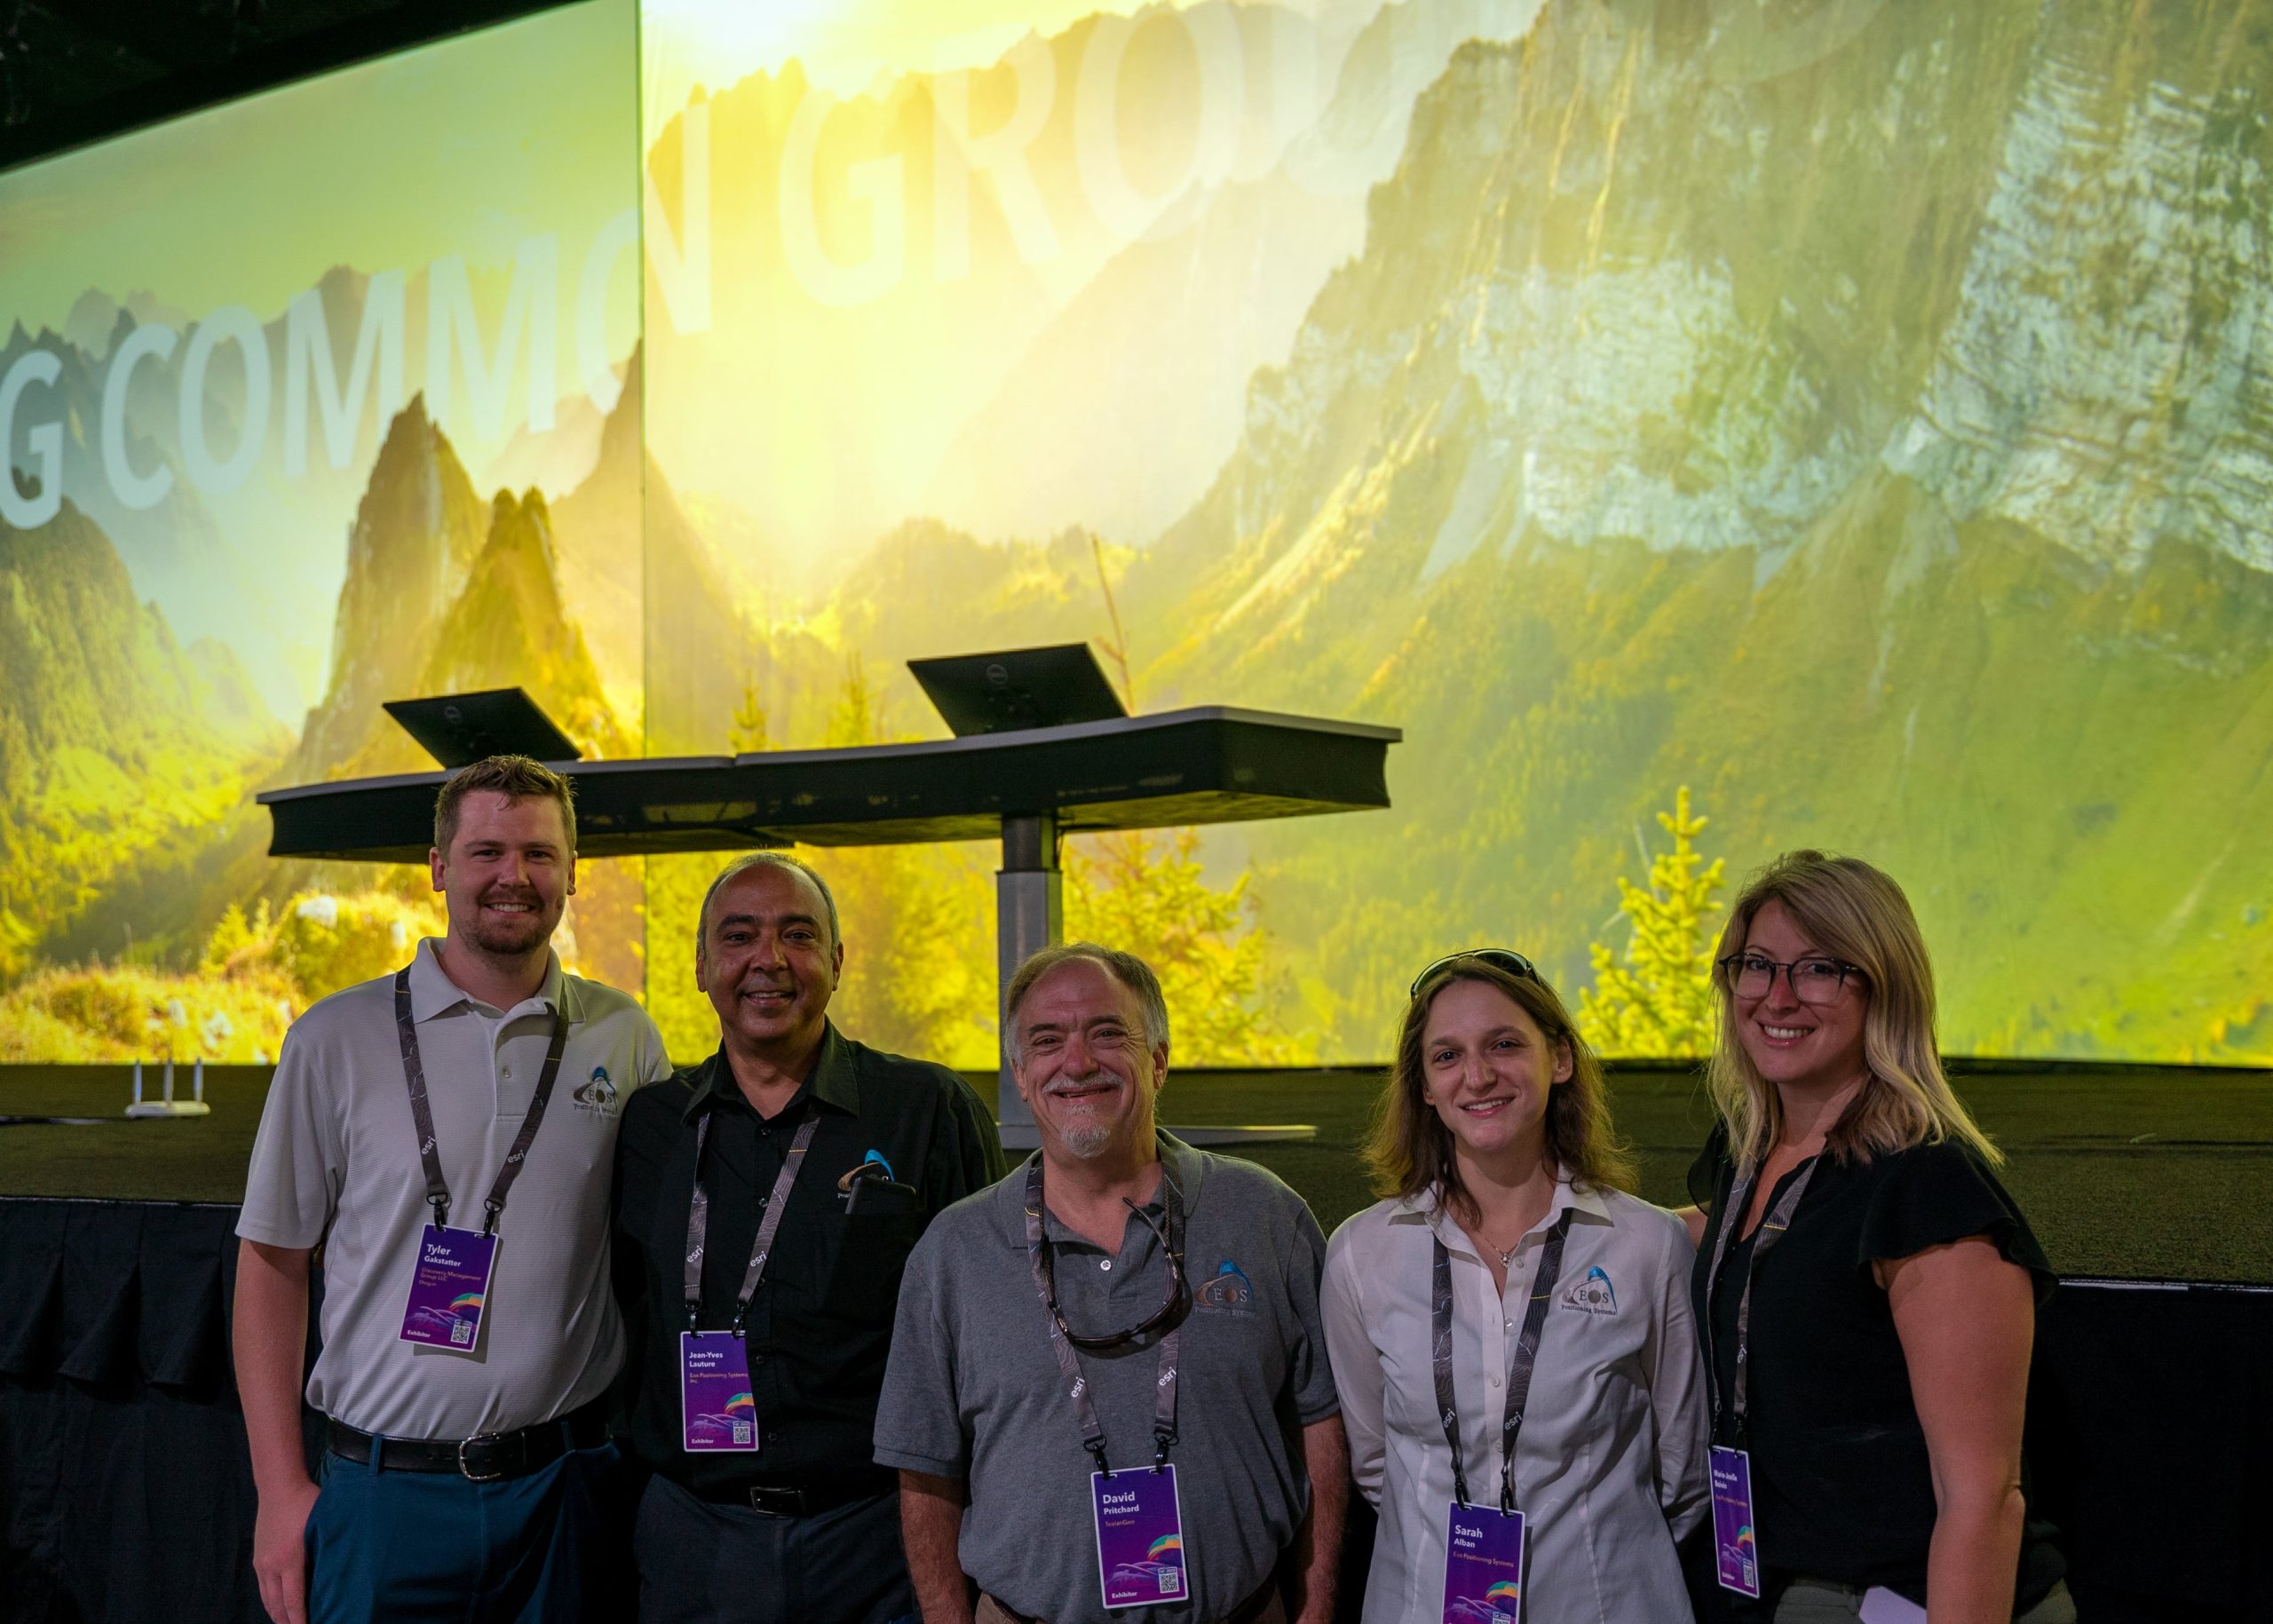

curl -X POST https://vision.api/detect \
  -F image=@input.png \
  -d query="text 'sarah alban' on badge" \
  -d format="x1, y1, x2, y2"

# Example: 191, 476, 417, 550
398, 1225, 496, 1349
1440, 1501, 1525, 1623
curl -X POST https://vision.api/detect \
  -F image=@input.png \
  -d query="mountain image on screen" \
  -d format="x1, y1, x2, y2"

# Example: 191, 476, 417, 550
12, 0, 2273, 1068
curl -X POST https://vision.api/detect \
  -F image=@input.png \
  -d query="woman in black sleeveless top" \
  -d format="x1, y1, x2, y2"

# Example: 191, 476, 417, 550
1683, 852, 2071, 1623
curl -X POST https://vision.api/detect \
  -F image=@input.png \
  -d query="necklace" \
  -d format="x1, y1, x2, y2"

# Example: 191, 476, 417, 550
1490, 1240, 1522, 1269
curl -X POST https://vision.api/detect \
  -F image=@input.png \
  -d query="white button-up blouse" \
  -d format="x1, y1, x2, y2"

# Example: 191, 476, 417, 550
1321, 1176, 1710, 1623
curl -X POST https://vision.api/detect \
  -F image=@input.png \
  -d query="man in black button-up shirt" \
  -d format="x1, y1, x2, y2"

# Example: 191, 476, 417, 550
614, 853, 1004, 1623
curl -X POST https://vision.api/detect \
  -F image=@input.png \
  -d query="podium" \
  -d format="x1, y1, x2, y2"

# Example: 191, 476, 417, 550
258, 657, 1400, 1147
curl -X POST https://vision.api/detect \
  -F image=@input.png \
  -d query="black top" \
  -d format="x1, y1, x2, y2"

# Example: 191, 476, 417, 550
613, 1024, 1005, 1493
1688, 1123, 2066, 1614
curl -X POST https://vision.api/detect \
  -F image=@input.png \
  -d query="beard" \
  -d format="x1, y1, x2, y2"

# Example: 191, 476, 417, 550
1045, 1079, 1124, 1160
1056, 1115, 1116, 1160
463, 894, 555, 957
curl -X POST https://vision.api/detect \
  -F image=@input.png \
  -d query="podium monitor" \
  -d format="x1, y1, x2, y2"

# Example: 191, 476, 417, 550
908, 644, 1129, 737
384, 688, 582, 769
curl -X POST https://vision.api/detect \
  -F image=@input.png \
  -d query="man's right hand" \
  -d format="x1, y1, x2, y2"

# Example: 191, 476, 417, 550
252, 1474, 321, 1624
234, 1240, 319, 1624
898, 1470, 977, 1624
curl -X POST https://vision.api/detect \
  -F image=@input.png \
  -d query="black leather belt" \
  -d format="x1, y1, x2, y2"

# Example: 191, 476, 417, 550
982, 1576, 1281, 1624
685, 1470, 894, 1517
326, 1398, 610, 1482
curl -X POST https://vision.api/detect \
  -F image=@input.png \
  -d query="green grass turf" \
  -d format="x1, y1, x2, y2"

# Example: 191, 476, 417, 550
4, 1063, 2268, 1282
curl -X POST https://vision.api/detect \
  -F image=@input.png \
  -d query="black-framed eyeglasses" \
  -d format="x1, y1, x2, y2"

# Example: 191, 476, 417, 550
1717, 952, 1865, 1005
1037, 1198, 1190, 1351
1409, 948, 1539, 998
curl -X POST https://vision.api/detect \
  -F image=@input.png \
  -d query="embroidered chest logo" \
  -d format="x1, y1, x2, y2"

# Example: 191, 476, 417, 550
571, 1066, 620, 1118
1194, 1259, 1255, 1313
1560, 1264, 1617, 1316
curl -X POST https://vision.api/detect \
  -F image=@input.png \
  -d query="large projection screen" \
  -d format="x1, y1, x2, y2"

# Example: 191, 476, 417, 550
8, 0, 2272, 1071
634, 0, 2273, 1068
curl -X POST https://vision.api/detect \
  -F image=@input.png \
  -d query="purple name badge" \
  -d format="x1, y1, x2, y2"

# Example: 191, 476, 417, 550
680, 1331, 759, 1453
1440, 1501, 1525, 1624
1091, 1466, 1186, 1610
398, 1224, 495, 1350
1710, 1445, 1762, 1597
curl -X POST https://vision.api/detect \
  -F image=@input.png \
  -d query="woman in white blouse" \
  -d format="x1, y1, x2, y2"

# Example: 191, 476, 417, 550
1321, 950, 1709, 1623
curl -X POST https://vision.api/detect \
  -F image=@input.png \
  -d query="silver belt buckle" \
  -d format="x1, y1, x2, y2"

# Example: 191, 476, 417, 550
457, 1431, 507, 1482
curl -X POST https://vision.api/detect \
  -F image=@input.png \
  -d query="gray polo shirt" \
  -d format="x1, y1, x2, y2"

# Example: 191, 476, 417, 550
875, 1136, 1340, 1623
238, 938, 670, 1438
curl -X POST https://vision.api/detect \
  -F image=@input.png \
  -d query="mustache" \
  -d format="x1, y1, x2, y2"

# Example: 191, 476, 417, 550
1044, 1072, 1121, 1097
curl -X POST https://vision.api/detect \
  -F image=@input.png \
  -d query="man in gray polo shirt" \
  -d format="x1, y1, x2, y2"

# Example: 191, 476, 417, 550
875, 943, 1347, 1624
234, 756, 671, 1624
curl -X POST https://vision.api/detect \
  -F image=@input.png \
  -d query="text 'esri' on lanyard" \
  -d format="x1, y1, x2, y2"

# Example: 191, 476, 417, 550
1430, 1207, 1573, 1624
1025, 1153, 1192, 1612
678, 1105, 818, 1453
392, 965, 569, 1350
1700, 1153, 1820, 1598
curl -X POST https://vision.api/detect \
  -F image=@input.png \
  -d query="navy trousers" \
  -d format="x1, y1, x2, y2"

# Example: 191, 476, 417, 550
305, 1442, 628, 1623
633, 1473, 917, 1624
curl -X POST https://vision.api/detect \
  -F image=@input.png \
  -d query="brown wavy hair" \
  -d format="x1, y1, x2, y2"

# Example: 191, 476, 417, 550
1363, 956, 1635, 1223
1708, 850, 2001, 1169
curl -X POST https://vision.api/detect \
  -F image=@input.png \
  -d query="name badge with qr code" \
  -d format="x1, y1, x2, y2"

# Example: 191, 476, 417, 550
398, 1224, 496, 1350
680, 1331, 759, 1452
1092, 1466, 1186, 1608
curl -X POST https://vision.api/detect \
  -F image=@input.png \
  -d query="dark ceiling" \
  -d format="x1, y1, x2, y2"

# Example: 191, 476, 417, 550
0, 0, 579, 172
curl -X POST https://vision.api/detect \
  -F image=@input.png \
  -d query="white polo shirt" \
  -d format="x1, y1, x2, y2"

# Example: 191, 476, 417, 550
239, 938, 670, 1439
1321, 1176, 1710, 1624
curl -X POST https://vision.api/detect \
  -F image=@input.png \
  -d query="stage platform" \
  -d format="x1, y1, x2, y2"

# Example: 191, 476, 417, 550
3, 1059, 2269, 1620
3, 1060, 2268, 1282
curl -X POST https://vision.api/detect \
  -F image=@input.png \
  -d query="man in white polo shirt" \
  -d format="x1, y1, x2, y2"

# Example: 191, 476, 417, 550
233, 755, 671, 1624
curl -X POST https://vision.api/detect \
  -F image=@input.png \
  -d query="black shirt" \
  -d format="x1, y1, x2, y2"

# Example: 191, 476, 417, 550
613, 1023, 1005, 1493
1688, 1124, 2065, 1614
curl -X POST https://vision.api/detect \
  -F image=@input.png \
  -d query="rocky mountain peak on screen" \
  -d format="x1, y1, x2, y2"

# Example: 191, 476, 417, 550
1089, 0, 2273, 1060
416, 486, 629, 764
0, 499, 285, 974
1127, 0, 2273, 657
288, 394, 487, 781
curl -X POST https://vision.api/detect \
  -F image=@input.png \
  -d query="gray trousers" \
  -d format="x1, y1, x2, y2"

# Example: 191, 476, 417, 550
634, 1473, 917, 1624
1773, 1578, 2078, 1623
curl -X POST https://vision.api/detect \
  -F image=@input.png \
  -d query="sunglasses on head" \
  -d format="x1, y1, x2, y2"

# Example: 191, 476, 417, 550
1408, 948, 1539, 998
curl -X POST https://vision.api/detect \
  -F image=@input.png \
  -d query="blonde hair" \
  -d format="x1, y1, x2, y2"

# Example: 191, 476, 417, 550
1364, 957, 1636, 1223
1708, 851, 2000, 1169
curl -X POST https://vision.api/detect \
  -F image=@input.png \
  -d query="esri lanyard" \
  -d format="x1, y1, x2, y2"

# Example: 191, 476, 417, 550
1431, 1208, 1573, 1514
1430, 1206, 1571, 1624
1023, 1153, 1184, 1476
1701, 1154, 1820, 1446
392, 965, 568, 1232
1025, 1153, 1192, 1612
1699, 1153, 1819, 1599
677, 1103, 818, 1454
392, 965, 568, 1351
682, 1105, 820, 1332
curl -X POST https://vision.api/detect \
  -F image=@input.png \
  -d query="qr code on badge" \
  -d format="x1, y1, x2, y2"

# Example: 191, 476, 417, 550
733, 1422, 752, 1445
451, 1320, 473, 1345
1159, 1572, 1179, 1596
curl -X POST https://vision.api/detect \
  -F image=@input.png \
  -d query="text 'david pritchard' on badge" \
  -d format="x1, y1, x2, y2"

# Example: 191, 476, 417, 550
1092, 1466, 1187, 1609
